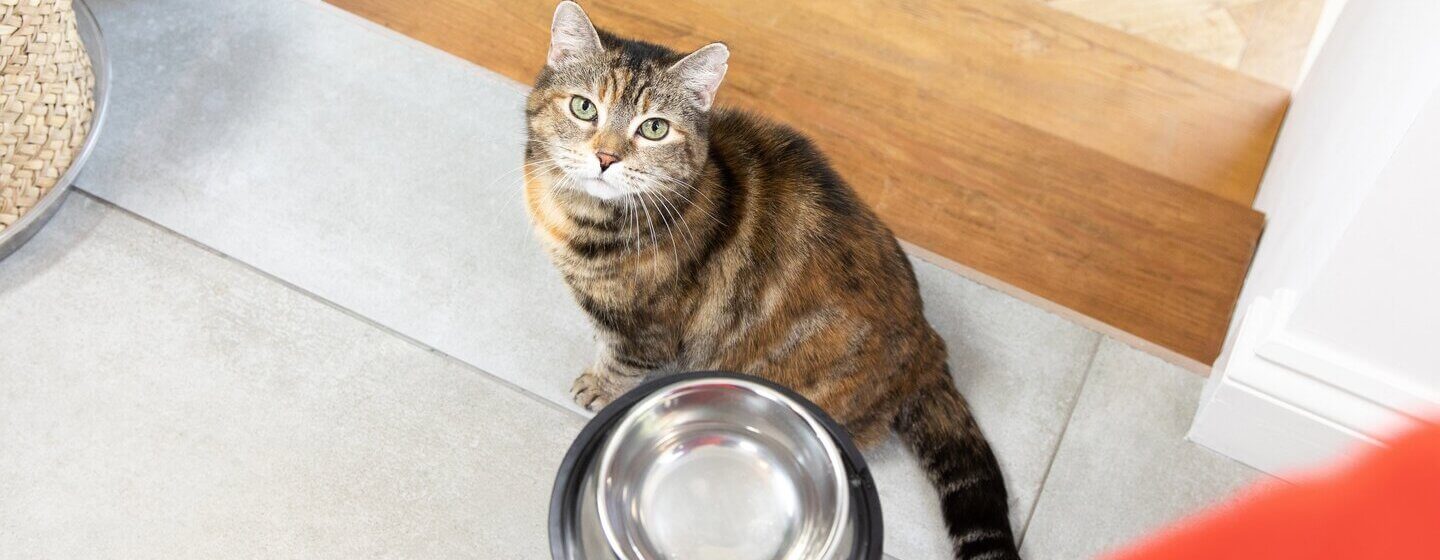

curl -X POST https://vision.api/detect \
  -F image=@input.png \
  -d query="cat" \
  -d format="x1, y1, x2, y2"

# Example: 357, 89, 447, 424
523, 3, 1020, 558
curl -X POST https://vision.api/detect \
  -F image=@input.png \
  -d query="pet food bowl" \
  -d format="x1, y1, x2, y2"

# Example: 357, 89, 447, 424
550, 371, 883, 560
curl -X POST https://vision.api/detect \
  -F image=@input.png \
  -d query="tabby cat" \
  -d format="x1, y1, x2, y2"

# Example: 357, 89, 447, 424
523, 3, 1019, 558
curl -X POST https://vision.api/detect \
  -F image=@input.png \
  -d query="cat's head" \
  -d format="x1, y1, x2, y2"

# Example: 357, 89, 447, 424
526, 1, 728, 202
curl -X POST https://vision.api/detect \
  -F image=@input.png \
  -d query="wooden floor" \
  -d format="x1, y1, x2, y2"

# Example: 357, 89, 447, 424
327, 0, 1291, 368
1046, 0, 1326, 88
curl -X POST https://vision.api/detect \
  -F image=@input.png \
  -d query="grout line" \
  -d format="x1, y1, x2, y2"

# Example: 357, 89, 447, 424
1017, 335, 1106, 547
72, 187, 589, 422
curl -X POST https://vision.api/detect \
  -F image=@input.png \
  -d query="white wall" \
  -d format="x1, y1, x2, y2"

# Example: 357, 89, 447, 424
1289, 92, 1440, 398
1230, 0, 1440, 334
1194, 0, 1440, 477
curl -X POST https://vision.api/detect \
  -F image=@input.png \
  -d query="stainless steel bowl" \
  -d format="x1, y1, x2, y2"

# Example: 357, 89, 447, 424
0, 0, 111, 261
550, 372, 883, 560
596, 378, 850, 560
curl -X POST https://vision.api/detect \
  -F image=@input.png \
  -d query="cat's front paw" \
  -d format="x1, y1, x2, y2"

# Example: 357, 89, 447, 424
571, 370, 620, 412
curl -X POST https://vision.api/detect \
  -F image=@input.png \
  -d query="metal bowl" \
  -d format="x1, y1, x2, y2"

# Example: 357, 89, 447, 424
595, 378, 851, 560
549, 371, 883, 560
0, 0, 111, 261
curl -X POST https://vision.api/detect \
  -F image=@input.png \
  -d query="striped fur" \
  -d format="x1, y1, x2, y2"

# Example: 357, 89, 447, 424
523, 4, 1019, 558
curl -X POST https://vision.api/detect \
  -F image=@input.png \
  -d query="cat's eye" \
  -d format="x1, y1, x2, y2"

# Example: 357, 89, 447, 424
638, 118, 669, 141
569, 95, 598, 121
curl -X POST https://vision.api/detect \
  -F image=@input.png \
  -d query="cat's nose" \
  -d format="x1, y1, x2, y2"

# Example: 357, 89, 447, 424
596, 151, 621, 172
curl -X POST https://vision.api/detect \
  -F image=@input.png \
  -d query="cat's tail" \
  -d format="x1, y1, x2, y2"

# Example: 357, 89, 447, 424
893, 367, 1020, 560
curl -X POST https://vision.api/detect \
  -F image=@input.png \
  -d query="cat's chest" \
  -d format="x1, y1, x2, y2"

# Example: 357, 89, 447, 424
566, 271, 644, 304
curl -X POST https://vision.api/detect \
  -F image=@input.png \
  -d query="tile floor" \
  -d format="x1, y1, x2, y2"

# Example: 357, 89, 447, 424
0, 0, 1261, 558
0, 196, 581, 559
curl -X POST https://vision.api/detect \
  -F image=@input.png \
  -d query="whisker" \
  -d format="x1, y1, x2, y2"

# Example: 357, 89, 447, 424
489, 158, 558, 189
633, 176, 720, 243
633, 170, 724, 226
641, 189, 682, 278
627, 194, 639, 255
634, 188, 662, 279
505, 160, 563, 206
642, 182, 699, 261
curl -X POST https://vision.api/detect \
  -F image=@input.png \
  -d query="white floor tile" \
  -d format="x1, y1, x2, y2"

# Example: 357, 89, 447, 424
81, 0, 597, 415
0, 195, 583, 558
871, 260, 1099, 559
1019, 339, 1263, 560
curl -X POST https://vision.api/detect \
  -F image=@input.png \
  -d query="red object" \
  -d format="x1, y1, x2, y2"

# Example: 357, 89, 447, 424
1109, 422, 1440, 560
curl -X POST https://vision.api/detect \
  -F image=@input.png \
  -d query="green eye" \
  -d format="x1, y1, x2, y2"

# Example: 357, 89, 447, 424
569, 96, 597, 121
638, 118, 669, 140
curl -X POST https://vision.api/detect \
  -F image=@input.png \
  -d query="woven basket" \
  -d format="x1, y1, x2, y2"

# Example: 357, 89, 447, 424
0, 0, 94, 233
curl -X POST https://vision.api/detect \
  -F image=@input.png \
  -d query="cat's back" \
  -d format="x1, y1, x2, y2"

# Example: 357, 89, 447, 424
707, 108, 878, 230
706, 107, 921, 312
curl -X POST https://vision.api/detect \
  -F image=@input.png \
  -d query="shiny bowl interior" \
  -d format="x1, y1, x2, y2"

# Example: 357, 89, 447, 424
595, 378, 849, 560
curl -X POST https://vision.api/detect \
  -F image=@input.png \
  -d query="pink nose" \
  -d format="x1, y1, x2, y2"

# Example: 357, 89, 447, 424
596, 151, 620, 171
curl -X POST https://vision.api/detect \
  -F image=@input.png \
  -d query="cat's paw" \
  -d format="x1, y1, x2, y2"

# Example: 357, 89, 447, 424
571, 370, 619, 412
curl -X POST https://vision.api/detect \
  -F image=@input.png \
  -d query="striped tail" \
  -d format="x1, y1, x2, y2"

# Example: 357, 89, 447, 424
893, 371, 1020, 560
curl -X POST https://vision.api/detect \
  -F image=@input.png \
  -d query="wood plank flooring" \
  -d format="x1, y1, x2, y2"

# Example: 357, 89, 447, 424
326, 0, 1286, 367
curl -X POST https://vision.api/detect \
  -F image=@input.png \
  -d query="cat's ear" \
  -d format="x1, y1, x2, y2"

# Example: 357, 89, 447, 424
548, 1, 603, 68
669, 43, 729, 111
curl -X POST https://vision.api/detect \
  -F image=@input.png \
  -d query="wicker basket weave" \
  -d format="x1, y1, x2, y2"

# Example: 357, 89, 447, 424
0, 0, 94, 233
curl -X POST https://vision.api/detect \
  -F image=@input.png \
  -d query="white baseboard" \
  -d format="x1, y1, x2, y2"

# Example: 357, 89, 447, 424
1188, 292, 1432, 479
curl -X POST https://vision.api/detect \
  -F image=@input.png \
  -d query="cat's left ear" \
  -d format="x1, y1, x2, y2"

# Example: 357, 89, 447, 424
669, 43, 729, 111
548, 1, 603, 68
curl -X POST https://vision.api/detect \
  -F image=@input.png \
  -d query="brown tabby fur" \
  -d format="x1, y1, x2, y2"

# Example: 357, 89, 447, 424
524, 4, 1018, 558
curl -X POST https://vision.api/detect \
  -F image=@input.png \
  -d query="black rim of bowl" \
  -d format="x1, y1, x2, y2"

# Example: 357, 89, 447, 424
548, 370, 884, 560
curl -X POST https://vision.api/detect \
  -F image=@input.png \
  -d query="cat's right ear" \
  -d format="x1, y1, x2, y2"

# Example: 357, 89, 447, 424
669, 43, 729, 112
548, 1, 603, 68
